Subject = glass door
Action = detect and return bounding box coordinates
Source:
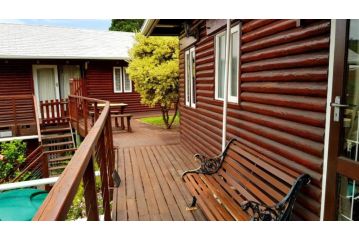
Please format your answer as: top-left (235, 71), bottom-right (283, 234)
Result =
top-left (325, 19), bottom-right (359, 220)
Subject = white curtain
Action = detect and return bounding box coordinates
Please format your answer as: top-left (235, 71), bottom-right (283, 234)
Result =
top-left (37, 68), bottom-right (56, 101)
top-left (60, 65), bottom-right (80, 99)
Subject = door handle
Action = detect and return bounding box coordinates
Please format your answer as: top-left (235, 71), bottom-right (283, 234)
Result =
top-left (331, 96), bottom-right (348, 122)
top-left (331, 103), bottom-right (349, 108)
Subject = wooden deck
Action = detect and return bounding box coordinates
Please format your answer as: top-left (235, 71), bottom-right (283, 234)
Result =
top-left (112, 144), bottom-right (206, 221)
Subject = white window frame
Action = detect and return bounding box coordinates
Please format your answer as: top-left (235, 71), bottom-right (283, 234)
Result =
top-left (113, 67), bottom-right (123, 93)
top-left (215, 24), bottom-right (240, 103)
top-left (122, 67), bottom-right (132, 93)
top-left (185, 47), bottom-right (196, 108)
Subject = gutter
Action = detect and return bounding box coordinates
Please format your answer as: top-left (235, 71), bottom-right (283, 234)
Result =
top-left (140, 19), bottom-right (160, 36)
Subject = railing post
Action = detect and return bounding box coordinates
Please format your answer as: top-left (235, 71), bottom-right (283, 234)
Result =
top-left (97, 132), bottom-right (111, 221)
top-left (41, 152), bottom-right (51, 191)
top-left (12, 98), bottom-right (19, 136)
top-left (83, 99), bottom-right (88, 135)
top-left (69, 79), bottom-right (74, 95)
top-left (83, 157), bottom-right (99, 221)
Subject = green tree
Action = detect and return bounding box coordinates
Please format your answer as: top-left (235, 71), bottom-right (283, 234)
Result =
top-left (109, 19), bottom-right (144, 32)
top-left (127, 33), bottom-right (179, 129)
top-left (0, 140), bottom-right (27, 182)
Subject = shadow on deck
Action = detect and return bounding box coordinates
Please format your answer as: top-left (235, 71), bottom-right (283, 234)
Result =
top-left (113, 144), bottom-right (206, 221)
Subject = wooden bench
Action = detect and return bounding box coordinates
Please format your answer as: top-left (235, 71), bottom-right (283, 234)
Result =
top-left (182, 138), bottom-right (311, 221)
top-left (112, 114), bottom-right (133, 132)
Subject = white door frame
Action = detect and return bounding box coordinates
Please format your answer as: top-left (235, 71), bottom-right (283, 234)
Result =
top-left (32, 65), bottom-right (60, 117)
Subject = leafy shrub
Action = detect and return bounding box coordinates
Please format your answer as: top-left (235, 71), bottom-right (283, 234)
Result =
top-left (0, 140), bottom-right (27, 181)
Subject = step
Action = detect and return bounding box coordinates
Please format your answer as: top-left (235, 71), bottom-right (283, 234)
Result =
top-left (48, 155), bottom-right (73, 163)
top-left (49, 165), bottom-right (66, 171)
top-left (42, 133), bottom-right (72, 141)
top-left (43, 141), bottom-right (74, 148)
top-left (45, 148), bottom-right (77, 154)
top-left (41, 127), bottom-right (71, 134)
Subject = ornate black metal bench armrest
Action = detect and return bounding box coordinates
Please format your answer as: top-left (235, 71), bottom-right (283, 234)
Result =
top-left (181, 138), bottom-right (238, 179)
top-left (240, 174), bottom-right (311, 221)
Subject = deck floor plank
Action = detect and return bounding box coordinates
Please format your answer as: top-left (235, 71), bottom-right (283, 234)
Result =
top-left (139, 146), bottom-right (173, 220)
top-left (165, 145), bottom-right (207, 221)
top-left (114, 147), bottom-right (127, 220)
top-left (124, 148), bottom-right (138, 220)
top-left (151, 146), bottom-right (195, 221)
top-left (134, 147), bottom-right (161, 220)
top-left (145, 146), bottom-right (184, 220)
top-left (114, 144), bottom-right (204, 221)
top-left (129, 147), bottom-right (150, 220)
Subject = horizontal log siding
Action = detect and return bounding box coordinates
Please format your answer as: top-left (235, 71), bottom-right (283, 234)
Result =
top-left (0, 61), bottom-right (34, 96)
top-left (179, 20), bottom-right (330, 221)
top-left (85, 61), bottom-right (158, 113)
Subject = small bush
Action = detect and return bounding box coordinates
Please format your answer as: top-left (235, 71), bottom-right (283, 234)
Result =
top-left (0, 140), bottom-right (27, 181)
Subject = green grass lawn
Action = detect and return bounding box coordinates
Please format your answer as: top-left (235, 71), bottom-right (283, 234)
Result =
top-left (140, 114), bottom-right (180, 128)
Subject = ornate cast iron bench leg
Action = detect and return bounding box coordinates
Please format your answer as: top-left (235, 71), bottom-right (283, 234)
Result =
top-left (186, 196), bottom-right (198, 211)
top-left (240, 174), bottom-right (311, 221)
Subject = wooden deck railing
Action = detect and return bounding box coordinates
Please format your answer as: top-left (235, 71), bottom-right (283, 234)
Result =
top-left (70, 78), bottom-right (87, 97)
top-left (0, 95), bottom-right (38, 137)
top-left (33, 95), bottom-right (115, 221)
top-left (39, 99), bottom-right (69, 125)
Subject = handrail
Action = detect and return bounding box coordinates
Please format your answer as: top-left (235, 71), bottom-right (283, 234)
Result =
top-left (33, 95), bottom-right (42, 143)
top-left (33, 94), bottom-right (114, 221)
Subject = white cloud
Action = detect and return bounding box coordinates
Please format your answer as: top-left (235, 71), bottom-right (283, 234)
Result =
top-left (0, 19), bottom-right (25, 24)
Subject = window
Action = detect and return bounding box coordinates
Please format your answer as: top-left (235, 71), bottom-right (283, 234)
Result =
top-left (185, 47), bottom-right (196, 108)
top-left (113, 67), bottom-right (122, 93)
top-left (113, 67), bottom-right (132, 93)
top-left (215, 24), bottom-right (240, 103)
top-left (123, 67), bottom-right (132, 92)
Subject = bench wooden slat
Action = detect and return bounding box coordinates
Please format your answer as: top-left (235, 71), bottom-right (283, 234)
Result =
top-left (226, 150), bottom-right (291, 195)
top-left (187, 174), bottom-right (235, 220)
top-left (224, 156), bottom-right (287, 202)
top-left (183, 176), bottom-right (217, 221)
top-left (202, 174), bottom-right (250, 221)
top-left (233, 141), bottom-right (299, 180)
top-left (230, 145), bottom-right (296, 185)
top-left (220, 164), bottom-right (276, 206)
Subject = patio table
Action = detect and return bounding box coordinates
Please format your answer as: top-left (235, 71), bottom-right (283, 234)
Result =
top-left (94, 102), bottom-right (128, 129)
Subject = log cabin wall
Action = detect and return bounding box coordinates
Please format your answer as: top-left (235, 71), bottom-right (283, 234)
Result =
top-left (179, 19), bottom-right (331, 220)
top-left (85, 60), bottom-right (159, 113)
top-left (0, 59), bottom-right (156, 113)
top-left (0, 60), bottom-right (34, 96)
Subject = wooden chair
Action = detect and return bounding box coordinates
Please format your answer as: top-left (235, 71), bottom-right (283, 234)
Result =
top-left (182, 138), bottom-right (311, 221)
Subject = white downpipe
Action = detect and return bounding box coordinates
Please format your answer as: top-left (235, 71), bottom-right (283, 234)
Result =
top-left (222, 19), bottom-right (232, 151)
top-left (320, 19), bottom-right (337, 220)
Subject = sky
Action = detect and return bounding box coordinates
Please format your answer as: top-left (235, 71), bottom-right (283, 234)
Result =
top-left (0, 19), bottom-right (112, 31)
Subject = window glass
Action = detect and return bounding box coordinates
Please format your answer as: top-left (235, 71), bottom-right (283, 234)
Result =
top-left (230, 30), bottom-right (239, 98)
top-left (186, 52), bottom-right (191, 106)
top-left (218, 34), bottom-right (226, 99)
top-left (191, 49), bottom-right (196, 107)
top-left (185, 47), bottom-right (196, 108)
top-left (114, 67), bottom-right (122, 92)
top-left (215, 25), bottom-right (240, 102)
top-left (123, 67), bottom-right (132, 92)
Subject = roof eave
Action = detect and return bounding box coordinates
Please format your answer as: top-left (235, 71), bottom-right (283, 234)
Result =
top-left (0, 55), bottom-right (130, 61)
top-left (140, 19), bottom-right (160, 36)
